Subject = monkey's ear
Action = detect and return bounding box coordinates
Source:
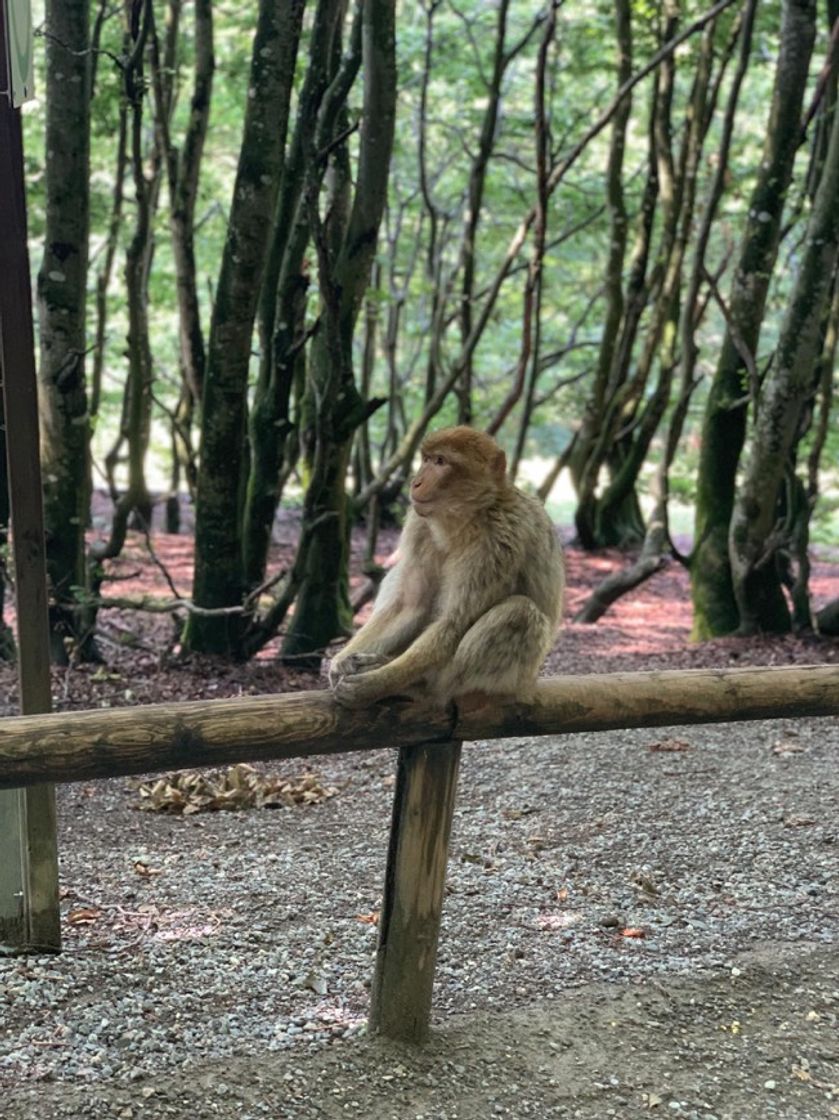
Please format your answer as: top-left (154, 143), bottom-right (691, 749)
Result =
top-left (493, 449), bottom-right (507, 479)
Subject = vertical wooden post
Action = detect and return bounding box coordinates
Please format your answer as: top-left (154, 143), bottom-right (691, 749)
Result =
top-left (0, 0), bottom-right (61, 952)
top-left (369, 739), bottom-right (462, 1042)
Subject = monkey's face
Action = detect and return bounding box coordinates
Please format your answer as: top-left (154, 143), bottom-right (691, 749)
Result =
top-left (410, 450), bottom-right (453, 516)
top-left (411, 430), bottom-right (506, 517)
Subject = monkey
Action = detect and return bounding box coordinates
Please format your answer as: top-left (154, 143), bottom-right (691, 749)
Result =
top-left (329, 426), bottom-right (564, 707)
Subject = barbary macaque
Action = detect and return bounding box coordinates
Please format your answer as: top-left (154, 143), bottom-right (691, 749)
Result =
top-left (329, 426), bottom-right (564, 707)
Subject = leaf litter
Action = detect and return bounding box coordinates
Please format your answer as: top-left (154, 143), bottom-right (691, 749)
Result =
top-left (136, 762), bottom-right (339, 814)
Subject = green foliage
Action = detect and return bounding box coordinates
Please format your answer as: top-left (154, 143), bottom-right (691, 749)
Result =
top-left (21, 0), bottom-right (839, 652)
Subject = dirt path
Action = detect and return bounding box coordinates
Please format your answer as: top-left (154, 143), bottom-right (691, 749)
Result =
top-left (3, 941), bottom-right (836, 1119)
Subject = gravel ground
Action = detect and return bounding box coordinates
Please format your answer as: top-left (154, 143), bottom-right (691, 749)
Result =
top-left (1, 714), bottom-right (837, 1119)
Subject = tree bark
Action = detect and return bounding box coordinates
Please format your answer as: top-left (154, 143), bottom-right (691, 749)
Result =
top-left (91, 0), bottom-right (161, 583)
top-left (242, 0), bottom-right (347, 595)
top-left (184, 0), bottom-right (305, 657)
top-left (90, 104), bottom-right (127, 421)
top-left (567, 0), bottom-right (652, 548)
top-left (281, 0), bottom-right (397, 666)
top-left (36, 0), bottom-right (92, 662)
top-left (729, 66), bottom-right (839, 633)
top-left (691, 0), bottom-right (816, 638)
top-left (159, 0), bottom-right (214, 407)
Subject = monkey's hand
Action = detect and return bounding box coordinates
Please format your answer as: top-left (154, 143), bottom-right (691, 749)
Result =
top-left (328, 652), bottom-right (391, 690)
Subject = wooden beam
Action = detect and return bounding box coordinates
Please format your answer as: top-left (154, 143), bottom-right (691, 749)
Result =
top-left (0, 0), bottom-right (60, 952)
top-left (369, 739), bottom-right (462, 1042)
top-left (1, 665), bottom-right (838, 789)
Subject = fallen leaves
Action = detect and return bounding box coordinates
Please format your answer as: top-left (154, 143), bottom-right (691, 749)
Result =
top-left (647, 737), bottom-right (691, 753)
top-left (67, 907), bottom-right (101, 926)
top-left (137, 763), bottom-right (338, 815)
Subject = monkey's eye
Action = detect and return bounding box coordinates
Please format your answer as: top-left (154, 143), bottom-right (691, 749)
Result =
top-left (433, 455), bottom-right (446, 467)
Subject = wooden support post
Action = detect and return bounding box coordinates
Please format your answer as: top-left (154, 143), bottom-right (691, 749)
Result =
top-left (369, 739), bottom-right (463, 1043)
top-left (0, 0), bottom-right (61, 952)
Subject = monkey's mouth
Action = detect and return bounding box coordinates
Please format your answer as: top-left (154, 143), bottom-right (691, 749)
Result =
top-left (411, 497), bottom-right (433, 514)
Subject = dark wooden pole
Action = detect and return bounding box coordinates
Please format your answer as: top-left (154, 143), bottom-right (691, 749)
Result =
top-left (369, 739), bottom-right (463, 1042)
top-left (0, 0), bottom-right (61, 952)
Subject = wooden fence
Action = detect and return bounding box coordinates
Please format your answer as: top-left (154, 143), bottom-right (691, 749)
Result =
top-left (1, 665), bottom-right (838, 1041)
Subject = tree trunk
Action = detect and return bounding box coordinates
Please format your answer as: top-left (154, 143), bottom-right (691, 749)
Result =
top-left (92, 1), bottom-right (162, 580)
top-left (690, 0), bottom-right (816, 638)
top-left (567, 0), bottom-right (635, 548)
top-left (184, 0), bottom-right (306, 657)
top-left (160, 0), bottom-right (214, 406)
top-left (36, 0), bottom-right (91, 662)
top-left (729, 70), bottom-right (839, 633)
top-left (457, 0), bottom-right (513, 427)
top-left (90, 105), bottom-right (127, 421)
top-left (282, 0), bottom-right (397, 666)
top-left (242, 0), bottom-right (346, 595)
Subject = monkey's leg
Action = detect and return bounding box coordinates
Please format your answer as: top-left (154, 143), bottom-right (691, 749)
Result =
top-left (431, 595), bottom-right (553, 702)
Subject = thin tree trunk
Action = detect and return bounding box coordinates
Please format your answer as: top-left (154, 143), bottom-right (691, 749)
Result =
top-left (487, 4), bottom-right (556, 446)
top-left (90, 104), bottom-right (127, 421)
top-left (90, 2), bottom-right (160, 587)
top-left (155, 0), bottom-right (214, 407)
top-left (457, 0), bottom-right (513, 426)
top-left (36, 0), bottom-right (92, 662)
top-left (691, 0), bottom-right (816, 638)
top-left (184, 0), bottom-right (306, 657)
top-left (281, 0), bottom-right (397, 666)
top-left (242, 0), bottom-right (348, 595)
top-left (729, 73), bottom-right (839, 633)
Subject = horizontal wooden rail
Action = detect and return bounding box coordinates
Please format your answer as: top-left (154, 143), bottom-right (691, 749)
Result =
top-left (1, 665), bottom-right (838, 789)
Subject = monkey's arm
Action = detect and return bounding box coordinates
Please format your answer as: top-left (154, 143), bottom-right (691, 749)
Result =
top-left (329, 546), bottom-right (432, 684)
top-left (337, 602), bottom-right (427, 660)
top-left (332, 618), bottom-right (460, 705)
top-left (328, 603), bottom-right (427, 687)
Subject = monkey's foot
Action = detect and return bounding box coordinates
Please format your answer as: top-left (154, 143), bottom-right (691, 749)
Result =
top-left (327, 652), bottom-right (391, 690)
top-left (331, 673), bottom-right (381, 708)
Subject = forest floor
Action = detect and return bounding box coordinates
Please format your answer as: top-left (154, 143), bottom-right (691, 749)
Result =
top-left (0, 505), bottom-right (838, 1119)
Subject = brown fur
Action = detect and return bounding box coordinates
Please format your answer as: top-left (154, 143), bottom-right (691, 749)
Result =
top-left (329, 426), bottom-right (564, 706)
